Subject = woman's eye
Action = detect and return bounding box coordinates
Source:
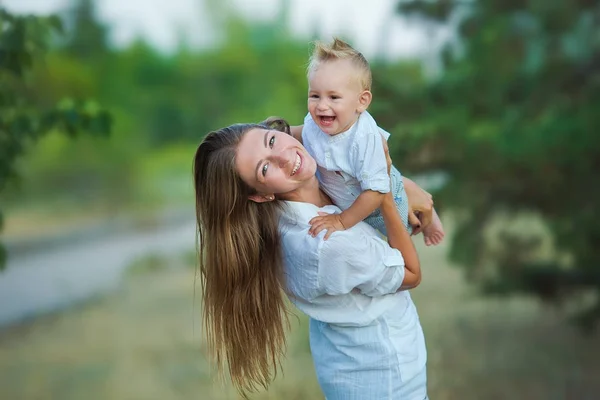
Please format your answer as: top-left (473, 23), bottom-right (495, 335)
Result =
top-left (269, 136), bottom-right (275, 148)
top-left (262, 163), bottom-right (269, 177)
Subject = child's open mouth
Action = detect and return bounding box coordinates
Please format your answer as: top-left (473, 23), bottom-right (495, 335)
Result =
top-left (319, 116), bottom-right (335, 127)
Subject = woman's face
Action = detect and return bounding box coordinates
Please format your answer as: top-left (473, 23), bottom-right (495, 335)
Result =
top-left (235, 128), bottom-right (317, 197)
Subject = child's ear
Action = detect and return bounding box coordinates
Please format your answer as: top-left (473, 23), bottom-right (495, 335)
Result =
top-left (357, 90), bottom-right (372, 113)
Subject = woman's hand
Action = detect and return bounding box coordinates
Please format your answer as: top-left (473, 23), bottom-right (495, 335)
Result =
top-left (403, 177), bottom-right (433, 235)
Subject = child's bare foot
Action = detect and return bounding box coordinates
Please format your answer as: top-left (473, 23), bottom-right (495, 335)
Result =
top-left (422, 208), bottom-right (444, 246)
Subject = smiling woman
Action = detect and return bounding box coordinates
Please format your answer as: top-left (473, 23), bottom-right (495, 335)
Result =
top-left (235, 127), bottom-right (317, 202)
top-left (193, 118), bottom-right (428, 399)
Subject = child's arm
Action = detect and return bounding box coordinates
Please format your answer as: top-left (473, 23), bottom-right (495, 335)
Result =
top-left (308, 190), bottom-right (384, 240)
top-left (290, 125), bottom-right (303, 143)
top-left (262, 117), bottom-right (303, 143)
top-left (340, 190), bottom-right (384, 230)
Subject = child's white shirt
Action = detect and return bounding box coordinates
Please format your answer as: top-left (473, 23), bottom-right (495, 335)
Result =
top-left (302, 111), bottom-right (390, 211)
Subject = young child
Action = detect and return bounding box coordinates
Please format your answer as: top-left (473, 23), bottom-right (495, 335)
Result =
top-left (303, 38), bottom-right (445, 245)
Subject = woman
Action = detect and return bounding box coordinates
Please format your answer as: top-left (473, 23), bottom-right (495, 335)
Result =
top-left (194, 118), bottom-right (429, 399)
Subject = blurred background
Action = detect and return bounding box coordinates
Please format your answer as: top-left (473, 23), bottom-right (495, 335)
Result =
top-left (0, 0), bottom-right (598, 399)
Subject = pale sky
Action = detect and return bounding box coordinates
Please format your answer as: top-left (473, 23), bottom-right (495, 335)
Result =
top-left (2, 0), bottom-right (446, 60)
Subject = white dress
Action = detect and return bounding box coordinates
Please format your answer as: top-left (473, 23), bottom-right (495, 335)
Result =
top-left (280, 201), bottom-right (427, 399)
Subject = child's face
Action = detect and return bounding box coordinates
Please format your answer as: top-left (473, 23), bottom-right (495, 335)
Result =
top-left (308, 59), bottom-right (370, 136)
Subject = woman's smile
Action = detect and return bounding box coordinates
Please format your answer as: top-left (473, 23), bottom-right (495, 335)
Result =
top-left (291, 153), bottom-right (302, 176)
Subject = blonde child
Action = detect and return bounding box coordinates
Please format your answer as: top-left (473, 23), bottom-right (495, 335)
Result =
top-left (303, 38), bottom-right (445, 245)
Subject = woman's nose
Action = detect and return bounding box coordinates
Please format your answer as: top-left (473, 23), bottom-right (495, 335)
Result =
top-left (277, 156), bottom-right (290, 168)
top-left (273, 151), bottom-right (292, 168)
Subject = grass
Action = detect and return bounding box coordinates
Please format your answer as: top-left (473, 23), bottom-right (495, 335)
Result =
top-left (0, 238), bottom-right (599, 399)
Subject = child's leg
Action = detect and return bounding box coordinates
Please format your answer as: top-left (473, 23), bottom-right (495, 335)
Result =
top-left (363, 213), bottom-right (388, 237)
top-left (389, 166), bottom-right (412, 234)
top-left (395, 166), bottom-right (444, 246)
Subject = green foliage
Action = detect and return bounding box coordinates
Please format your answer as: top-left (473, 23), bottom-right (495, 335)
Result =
top-left (62, 0), bottom-right (110, 61)
top-left (135, 144), bottom-right (197, 207)
top-left (384, 0), bottom-right (600, 326)
top-left (0, 6), bottom-right (112, 268)
top-left (119, 18), bottom-right (308, 147)
top-left (2, 1), bottom-right (310, 272)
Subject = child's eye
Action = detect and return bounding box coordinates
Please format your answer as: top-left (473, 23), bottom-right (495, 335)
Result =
top-left (309, 94), bottom-right (319, 99)
top-left (331, 95), bottom-right (340, 100)
top-left (262, 163), bottom-right (269, 177)
top-left (269, 135), bottom-right (275, 148)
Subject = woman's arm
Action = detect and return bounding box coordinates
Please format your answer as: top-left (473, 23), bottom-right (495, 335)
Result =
top-left (317, 223), bottom-right (418, 297)
top-left (380, 192), bottom-right (421, 289)
top-left (379, 133), bottom-right (421, 289)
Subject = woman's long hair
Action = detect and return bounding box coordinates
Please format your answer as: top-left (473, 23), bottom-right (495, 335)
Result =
top-left (193, 119), bottom-right (291, 396)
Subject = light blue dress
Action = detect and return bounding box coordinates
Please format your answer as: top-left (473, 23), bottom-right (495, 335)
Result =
top-left (280, 201), bottom-right (427, 399)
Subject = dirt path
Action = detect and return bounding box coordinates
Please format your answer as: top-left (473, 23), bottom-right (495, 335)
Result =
top-left (0, 220), bottom-right (196, 327)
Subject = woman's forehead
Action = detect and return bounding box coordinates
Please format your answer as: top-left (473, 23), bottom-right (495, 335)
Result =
top-left (235, 128), bottom-right (269, 184)
top-left (244, 127), bottom-right (269, 142)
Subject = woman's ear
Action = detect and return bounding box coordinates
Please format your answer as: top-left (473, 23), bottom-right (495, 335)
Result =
top-left (249, 194), bottom-right (275, 203)
top-left (357, 90), bottom-right (372, 113)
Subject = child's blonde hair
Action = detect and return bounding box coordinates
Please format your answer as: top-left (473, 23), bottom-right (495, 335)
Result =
top-left (307, 37), bottom-right (372, 91)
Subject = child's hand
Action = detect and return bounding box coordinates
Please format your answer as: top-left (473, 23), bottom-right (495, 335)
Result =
top-left (309, 212), bottom-right (346, 240)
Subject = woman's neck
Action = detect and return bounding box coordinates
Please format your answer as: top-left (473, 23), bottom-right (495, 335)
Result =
top-left (279, 177), bottom-right (332, 207)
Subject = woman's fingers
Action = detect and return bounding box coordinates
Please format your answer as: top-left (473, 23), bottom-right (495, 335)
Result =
top-left (408, 211), bottom-right (422, 235)
top-left (417, 208), bottom-right (433, 228)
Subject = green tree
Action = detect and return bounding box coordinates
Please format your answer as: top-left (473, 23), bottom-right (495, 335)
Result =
top-left (376, 0), bottom-right (600, 327)
top-left (62, 0), bottom-right (110, 61)
top-left (0, 7), bottom-right (111, 268)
